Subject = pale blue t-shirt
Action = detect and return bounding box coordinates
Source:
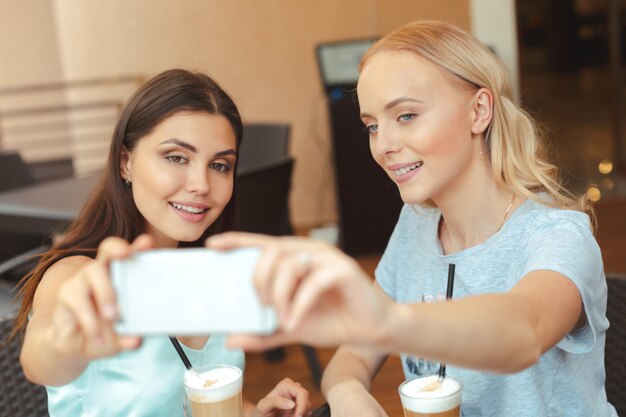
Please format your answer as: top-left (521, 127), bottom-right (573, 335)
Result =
top-left (46, 335), bottom-right (244, 417)
top-left (376, 199), bottom-right (617, 417)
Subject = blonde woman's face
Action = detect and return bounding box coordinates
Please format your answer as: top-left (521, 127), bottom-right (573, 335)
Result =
top-left (121, 111), bottom-right (237, 248)
top-left (357, 51), bottom-right (479, 205)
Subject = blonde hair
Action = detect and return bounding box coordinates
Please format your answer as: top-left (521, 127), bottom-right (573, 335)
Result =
top-left (360, 20), bottom-right (593, 221)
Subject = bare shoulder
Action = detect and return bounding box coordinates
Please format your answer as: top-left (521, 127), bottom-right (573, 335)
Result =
top-left (33, 255), bottom-right (94, 314)
top-left (42, 255), bottom-right (93, 284)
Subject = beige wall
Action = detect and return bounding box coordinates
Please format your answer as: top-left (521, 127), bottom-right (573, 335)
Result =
top-left (4, 0), bottom-right (470, 227)
top-left (0, 1), bottom-right (79, 164)
top-left (0, 1), bottom-right (63, 86)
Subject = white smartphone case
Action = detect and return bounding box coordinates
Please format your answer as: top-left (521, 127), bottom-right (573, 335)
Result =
top-left (110, 247), bottom-right (277, 335)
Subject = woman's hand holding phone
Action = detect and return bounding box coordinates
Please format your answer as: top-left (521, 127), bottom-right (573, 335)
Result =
top-left (206, 232), bottom-right (395, 351)
top-left (48, 235), bottom-right (152, 360)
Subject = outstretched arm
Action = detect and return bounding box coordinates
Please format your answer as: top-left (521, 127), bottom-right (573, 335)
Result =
top-left (208, 232), bottom-right (583, 374)
top-left (20, 236), bottom-right (151, 386)
top-left (383, 269), bottom-right (583, 373)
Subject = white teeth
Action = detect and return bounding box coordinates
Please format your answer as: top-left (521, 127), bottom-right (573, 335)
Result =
top-left (393, 162), bottom-right (423, 176)
top-left (170, 202), bottom-right (207, 214)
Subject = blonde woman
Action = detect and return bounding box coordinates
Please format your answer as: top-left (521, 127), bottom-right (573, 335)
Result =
top-left (209, 21), bottom-right (616, 416)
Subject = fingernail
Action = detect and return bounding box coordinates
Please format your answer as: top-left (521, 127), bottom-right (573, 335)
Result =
top-left (283, 399), bottom-right (295, 408)
top-left (102, 304), bottom-right (116, 319)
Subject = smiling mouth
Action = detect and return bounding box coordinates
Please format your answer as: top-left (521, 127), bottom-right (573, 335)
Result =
top-left (393, 161), bottom-right (423, 176)
top-left (169, 202), bottom-right (208, 214)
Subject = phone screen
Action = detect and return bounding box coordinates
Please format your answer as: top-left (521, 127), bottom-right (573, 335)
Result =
top-left (111, 247), bottom-right (277, 335)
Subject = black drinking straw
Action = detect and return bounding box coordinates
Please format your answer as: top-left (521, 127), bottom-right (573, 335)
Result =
top-left (438, 263), bottom-right (456, 381)
top-left (169, 336), bottom-right (193, 371)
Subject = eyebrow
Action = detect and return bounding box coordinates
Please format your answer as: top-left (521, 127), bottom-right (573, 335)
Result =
top-left (360, 97), bottom-right (424, 119)
top-left (214, 149), bottom-right (237, 157)
top-left (160, 138), bottom-right (237, 158)
top-left (161, 138), bottom-right (197, 153)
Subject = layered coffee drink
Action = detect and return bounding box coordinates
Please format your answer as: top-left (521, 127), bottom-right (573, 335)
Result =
top-left (183, 364), bottom-right (243, 417)
top-left (399, 375), bottom-right (462, 417)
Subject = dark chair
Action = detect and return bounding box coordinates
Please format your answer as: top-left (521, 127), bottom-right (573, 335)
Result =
top-left (0, 152), bottom-right (49, 282)
top-left (0, 152), bottom-right (36, 190)
top-left (233, 158), bottom-right (323, 389)
top-left (29, 157), bottom-right (74, 182)
top-left (0, 246), bottom-right (47, 281)
top-left (238, 123), bottom-right (293, 236)
top-left (234, 158), bottom-right (294, 236)
top-left (0, 309), bottom-right (49, 416)
top-left (0, 280), bottom-right (16, 319)
top-left (238, 123), bottom-right (290, 170)
top-left (605, 275), bottom-right (626, 415)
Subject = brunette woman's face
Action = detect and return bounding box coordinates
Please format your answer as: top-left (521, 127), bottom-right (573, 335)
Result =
top-left (121, 111), bottom-right (237, 248)
top-left (357, 51), bottom-right (479, 204)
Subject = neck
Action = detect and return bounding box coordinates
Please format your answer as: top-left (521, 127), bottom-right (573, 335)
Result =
top-left (434, 159), bottom-right (517, 254)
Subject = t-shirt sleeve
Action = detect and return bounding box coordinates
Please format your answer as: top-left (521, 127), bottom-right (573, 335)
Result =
top-left (520, 214), bottom-right (605, 354)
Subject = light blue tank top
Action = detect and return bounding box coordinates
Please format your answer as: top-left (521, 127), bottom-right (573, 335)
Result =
top-left (46, 335), bottom-right (244, 417)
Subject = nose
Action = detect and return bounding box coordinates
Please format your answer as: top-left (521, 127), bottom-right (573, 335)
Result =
top-left (370, 125), bottom-right (401, 158)
top-left (186, 166), bottom-right (210, 195)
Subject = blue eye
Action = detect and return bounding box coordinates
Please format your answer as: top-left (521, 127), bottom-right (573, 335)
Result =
top-left (366, 124), bottom-right (378, 135)
top-left (399, 113), bottom-right (416, 122)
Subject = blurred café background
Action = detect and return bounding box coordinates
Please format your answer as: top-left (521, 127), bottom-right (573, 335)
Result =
top-left (1, 1), bottom-right (625, 416)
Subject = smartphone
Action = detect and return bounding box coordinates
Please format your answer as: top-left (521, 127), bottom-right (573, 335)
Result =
top-left (110, 247), bottom-right (277, 335)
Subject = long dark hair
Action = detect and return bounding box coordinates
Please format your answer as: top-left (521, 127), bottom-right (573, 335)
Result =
top-left (12, 69), bottom-right (243, 338)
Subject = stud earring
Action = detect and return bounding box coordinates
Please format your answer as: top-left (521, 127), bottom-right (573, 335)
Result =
top-left (125, 179), bottom-right (131, 188)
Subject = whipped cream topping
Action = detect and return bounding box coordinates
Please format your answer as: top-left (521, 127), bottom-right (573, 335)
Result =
top-left (400, 375), bottom-right (461, 413)
top-left (183, 366), bottom-right (242, 403)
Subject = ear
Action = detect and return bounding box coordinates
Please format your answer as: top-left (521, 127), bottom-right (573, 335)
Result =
top-left (120, 146), bottom-right (132, 181)
top-left (471, 88), bottom-right (493, 135)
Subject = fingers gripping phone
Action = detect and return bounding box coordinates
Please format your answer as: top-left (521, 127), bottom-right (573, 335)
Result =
top-left (110, 247), bottom-right (277, 335)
